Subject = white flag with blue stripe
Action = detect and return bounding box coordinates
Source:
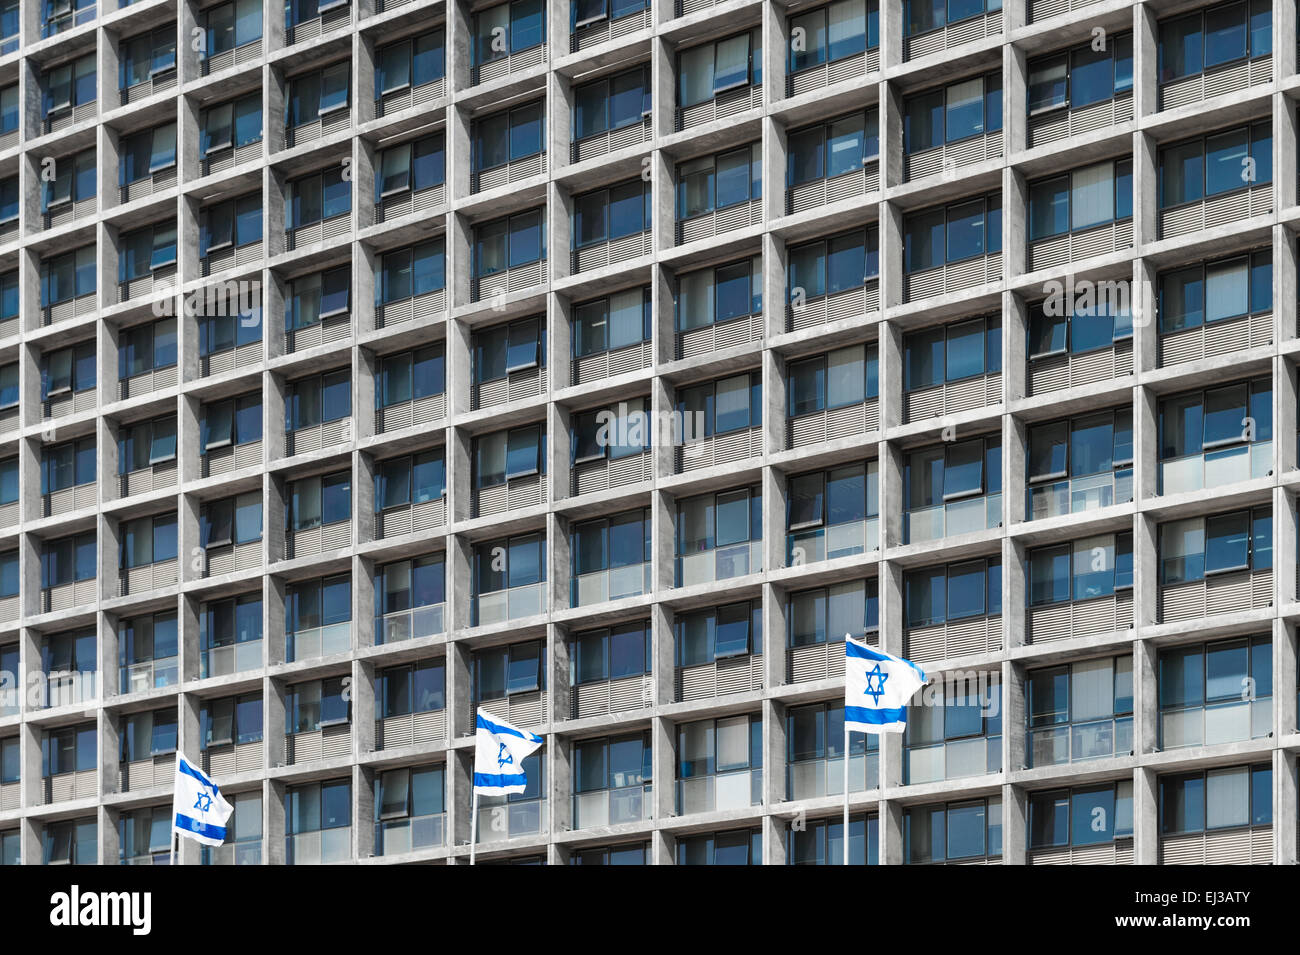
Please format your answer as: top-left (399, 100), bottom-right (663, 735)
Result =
top-left (844, 636), bottom-right (928, 734)
top-left (474, 708), bottom-right (543, 796)
top-left (172, 753), bottom-right (234, 848)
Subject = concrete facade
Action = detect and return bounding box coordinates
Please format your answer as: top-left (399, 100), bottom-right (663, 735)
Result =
top-left (0, 0), bottom-right (1297, 865)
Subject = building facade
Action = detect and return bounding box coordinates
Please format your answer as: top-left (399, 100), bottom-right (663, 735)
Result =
top-left (0, 0), bottom-right (1296, 865)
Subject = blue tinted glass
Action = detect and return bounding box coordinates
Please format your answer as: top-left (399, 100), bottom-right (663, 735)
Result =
top-left (511, 0), bottom-right (544, 50)
top-left (946, 201), bottom-right (986, 261)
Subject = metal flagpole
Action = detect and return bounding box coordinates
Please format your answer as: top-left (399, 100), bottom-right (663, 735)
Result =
top-left (169, 831), bottom-right (176, 867)
top-left (469, 782), bottom-right (480, 866)
top-left (843, 721), bottom-right (850, 865)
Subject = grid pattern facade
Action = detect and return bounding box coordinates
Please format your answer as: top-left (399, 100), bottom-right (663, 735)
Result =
top-left (0, 0), bottom-right (1298, 866)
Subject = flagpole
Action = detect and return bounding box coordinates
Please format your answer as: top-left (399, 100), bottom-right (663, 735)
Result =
top-left (469, 778), bottom-right (479, 867)
top-left (169, 831), bottom-right (176, 867)
top-left (843, 721), bottom-right (850, 866)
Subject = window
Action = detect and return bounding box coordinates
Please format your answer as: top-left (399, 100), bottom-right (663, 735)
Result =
top-left (43, 819), bottom-right (97, 864)
top-left (1027, 656), bottom-right (1134, 766)
top-left (376, 450), bottom-right (446, 510)
top-left (570, 843), bottom-right (649, 865)
top-left (787, 700), bottom-right (879, 798)
top-left (789, 0), bottom-right (879, 71)
top-left (573, 287), bottom-right (651, 358)
top-left (573, 0), bottom-right (647, 28)
top-left (40, 149), bottom-right (96, 213)
top-left (1158, 250), bottom-right (1272, 334)
top-left (201, 393), bottom-right (262, 451)
top-left (288, 166), bottom-right (350, 228)
top-left (905, 0), bottom-right (1000, 34)
top-left (473, 103), bottom-right (544, 173)
top-left (374, 555), bottom-right (445, 643)
top-left (1159, 635), bottom-right (1271, 747)
top-left (904, 437), bottom-right (1002, 513)
top-left (200, 492), bottom-right (262, 548)
top-left (119, 612), bottom-right (180, 691)
top-left (286, 0), bottom-right (349, 28)
top-left (571, 398), bottom-right (649, 463)
top-left (571, 508), bottom-right (651, 600)
top-left (676, 601), bottom-right (761, 666)
top-left (1158, 0), bottom-right (1272, 83)
top-left (42, 54), bottom-right (96, 117)
top-left (42, 724), bottom-right (97, 777)
top-left (473, 317), bottom-right (545, 384)
top-left (474, 210), bottom-right (545, 277)
top-left (473, 424), bottom-right (544, 488)
top-left (200, 194), bottom-right (263, 257)
top-left (289, 267), bottom-right (351, 330)
top-left (1027, 35), bottom-right (1133, 113)
top-left (1159, 506), bottom-right (1271, 585)
top-left (677, 715), bottom-right (762, 807)
top-left (788, 110), bottom-right (879, 185)
top-left (120, 709), bottom-right (178, 761)
top-left (118, 319), bottom-right (177, 379)
top-left (287, 63), bottom-right (350, 127)
top-left (1029, 296), bottom-right (1132, 357)
top-left (473, 535), bottom-right (545, 605)
top-left (786, 463), bottom-right (880, 563)
top-left (286, 779), bottom-right (351, 864)
top-left (1029, 782), bottom-right (1134, 848)
top-left (677, 829), bottom-right (762, 865)
top-left (377, 346), bottom-right (444, 408)
top-left (473, 640), bottom-right (545, 700)
top-left (378, 659), bottom-right (445, 717)
top-left (574, 733), bottom-right (650, 825)
top-left (205, 0), bottom-right (262, 56)
top-left (677, 144), bottom-right (762, 220)
top-left (287, 371), bottom-right (351, 430)
top-left (41, 344), bottom-right (96, 402)
top-left (1158, 377), bottom-right (1271, 463)
top-left (788, 578), bottom-right (879, 646)
top-left (0, 362), bottom-right (14, 409)
top-left (0, 273), bottom-right (15, 324)
top-left (119, 223), bottom-right (179, 281)
top-left (905, 558), bottom-right (1001, 627)
top-left (119, 123), bottom-right (178, 185)
top-left (222, 699), bottom-right (280, 757)
top-left (120, 513), bottom-right (179, 568)
top-left (42, 631), bottom-right (97, 679)
top-left (286, 676), bottom-right (351, 731)
top-left (905, 797), bottom-right (1002, 862)
top-left (574, 180), bottom-right (651, 248)
top-left (288, 471), bottom-right (351, 532)
top-left (677, 372), bottom-right (761, 438)
top-left (903, 316), bottom-right (1001, 389)
top-left (41, 437), bottom-right (96, 493)
top-left (678, 29), bottom-right (762, 108)
top-left (676, 487), bottom-right (762, 574)
top-left (904, 73), bottom-right (1002, 152)
top-left (201, 94), bottom-right (262, 154)
top-left (788, 344), bottom-right (879, 416)
top-left (904, 674), bottom-right (1002, 782)
top-left (1029, 159), bottom-right (1133, 239)
top-left (375, 135), bottom-right (445, 200)
top-left (0, 86), bottom-right (15, 136)
top-left (1028, 532), bottom-right (1133, 606)
top-left (787, 227), bottom-right (879, 302)
top-left (1159, 764), bottom-right (1272, 833)
top-left (676, 258), bottom-right (763, 331)
top-left (377, 242), bottom-right (445, 308)
top-left (120, 27), bottom-right (176, 88)
top-left (40, 247), bottom-right (96, 307)
top-left (375, 30), bottom-right (445, 94)
top-left (375, 765), bottom-right (444, 852)
top-left (199, 596), bottom-right (263, 667)
top-left (200, 301), bottom-right (262, 357)
top-left (570, 621), bottom-right (651, 685)
top-left (1160, 122), bottom-right (1272, 208)
top-left (1028, 409), bottom-right (1134, 483)
top-left (0, 458), bottom-right (13, 509)
top-left (789, 814), bottom-right (878, 865)
top-left (573, 66), bottom-right (650, 141)
top-left (472, 0), bottom-right (545, 65)
top-left (40, 533), bottom-right (96, 588)
top-left (903, 196), bottom-right (1002, 272)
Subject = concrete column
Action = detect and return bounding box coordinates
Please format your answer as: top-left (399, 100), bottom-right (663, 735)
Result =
top-left (1133, 765), bottom-right (1157, 865)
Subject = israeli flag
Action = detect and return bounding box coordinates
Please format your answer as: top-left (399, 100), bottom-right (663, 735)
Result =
top-left (172, 753), bottom-right (234, 848)
top-left (474, 708), bottom-right (543, 796)
top-left (844, 636), bottom-right (928, 734)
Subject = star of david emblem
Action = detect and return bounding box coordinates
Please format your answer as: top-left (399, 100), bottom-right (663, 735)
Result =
top-left (863, 663), bottom-right (888, 705)
top-left (497, 742), bottom-right (514, 768)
